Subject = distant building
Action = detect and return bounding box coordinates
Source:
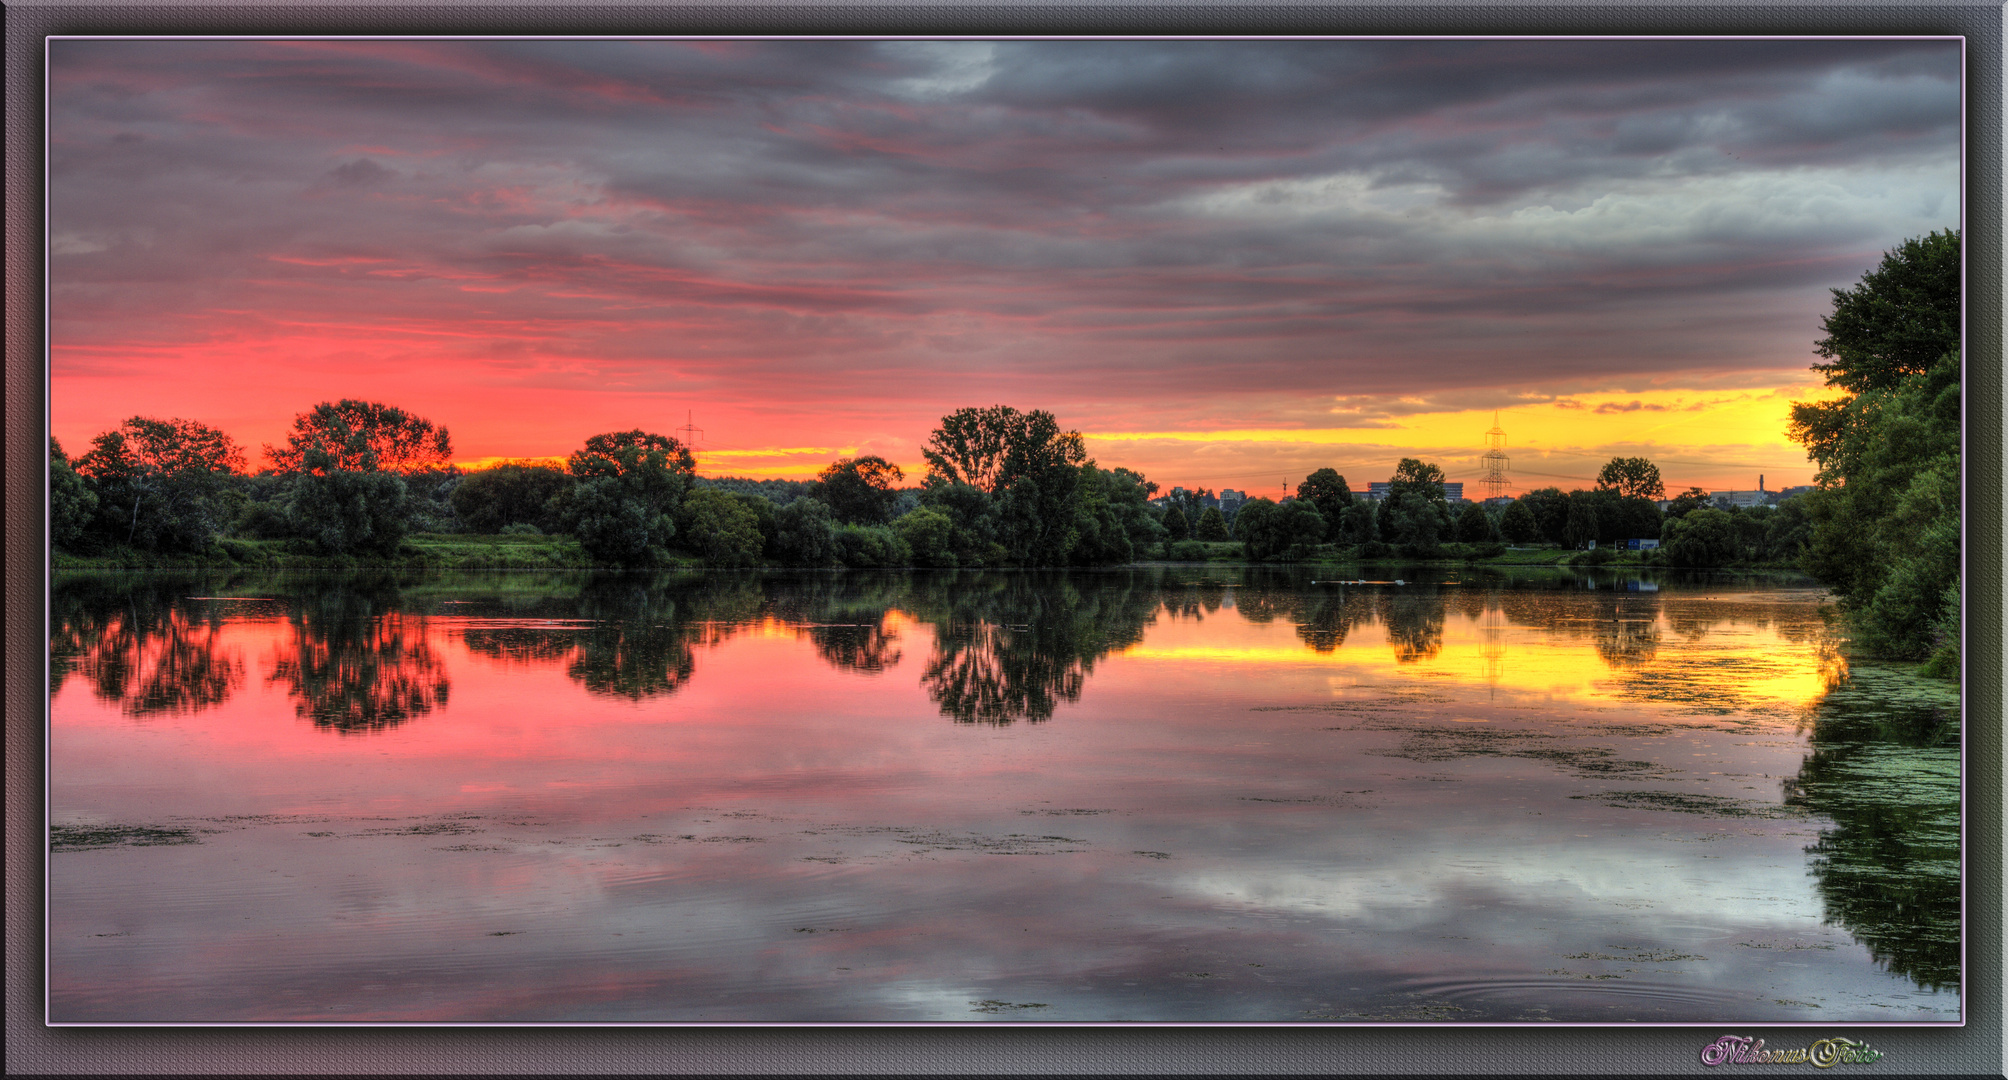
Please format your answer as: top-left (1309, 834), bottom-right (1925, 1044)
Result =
top-left (1710, 490), bottom-right (1768, 509)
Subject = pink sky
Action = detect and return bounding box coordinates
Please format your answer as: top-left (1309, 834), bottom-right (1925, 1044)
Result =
top-left (48, 39), bottom-right (1961, 494)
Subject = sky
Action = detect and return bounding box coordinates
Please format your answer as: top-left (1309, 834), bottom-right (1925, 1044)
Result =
top-left (47, 38), bottom-right (1963, 495)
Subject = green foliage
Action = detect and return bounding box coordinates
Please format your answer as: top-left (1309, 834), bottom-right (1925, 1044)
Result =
top-left (677, 487), bottom-right (764, 567)
top-left (1498, 499), bottom-right (1538, 544)
top-left (1786, 232), bottom-right (1962, 662)
top-left (1234, 498), bottom-right (1321, 560)
top-left (49, 438), bottom-right (98, 550)
top-left (1562, 491), bottom-right (1599, 550)
top-left (817, 455), bottom-right (905, 525)
top-left (694, 476), bottom-right (819, 506)
top-left (1810, 229), bottom-right (1960, 396)
top-left (77, 416), bottom-right (246, 552)
top-left (1662, 507), bottom-right (1736, 567)
top-left (1295, 468), bottom-right (1354, 540)
top-left (833, 523), bottom-right (911, 568)
top-left (771, 497), bottom-right (838, 566)
top-left (1339, 499), bottom-right (1377, 546)
top-left (1390, 458), bottom-right (1446, 499)
top-left (1664, 486), bottom-right (1711, 520)
top-left (895, 506), bottom-right (959, 567)
top-left (1592, 491), bottom-right (1663, 546)
top-left (1280, 501), bottom-right (1326, 558)
top-left (1089, 467), bottom-right (1164, 557)
top-left (1455, 501), bottom-right (1493, 543)
top-left (265, 399), bottom-right (451, 474)
top-left (564, 476), bottom-right (657, 565)
top-left (450, 463), bottom-right (573, 533)
top-left (289, 468), bottom-right (413, 556)
top-left (1234, 498), bottom-right (1280, 559)
top-left (560, 431), bottom-right (694, 566)
top-left (918, 479), bottom-right (1003, 566)
top-left (1195, 506), bottom-right (1230, 542)
top-left (1517, 487), bottom-right (1570, 545)
top-left (1596, 456), bottom-right (1665, 501)
top-left (1162, 505), bottom-right (1189, 542)
top-left (1382, 491), bottom-right (1449, 554)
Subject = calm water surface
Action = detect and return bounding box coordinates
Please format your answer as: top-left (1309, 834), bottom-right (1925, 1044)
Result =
top-left (48, 566), bottom-right (1960, 1022)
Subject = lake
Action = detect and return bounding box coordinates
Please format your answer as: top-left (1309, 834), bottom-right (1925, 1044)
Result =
top-left (47, 566), bottom-right (1961, 1023)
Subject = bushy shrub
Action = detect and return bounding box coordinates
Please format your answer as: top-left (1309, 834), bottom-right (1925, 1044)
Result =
top-left (678, 487), bottom-right (764, 567)
top-left (771, 497), bottom-right (837, 566)
top-left (895, 506), bottom-right (957, 567)
top-left (450, 463), bottom-right (572, 533)
top-left (834, 524), bottom-right (911, 568)
top-left (289, 469), bottom-right (412, 556)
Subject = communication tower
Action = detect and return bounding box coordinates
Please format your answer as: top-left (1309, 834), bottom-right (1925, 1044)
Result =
top-left (1480, 412), bottom-right (1511, 503)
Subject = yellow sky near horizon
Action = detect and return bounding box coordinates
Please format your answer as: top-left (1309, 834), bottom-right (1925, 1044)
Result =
top-left (455, 381), bottom-right (1839, 497)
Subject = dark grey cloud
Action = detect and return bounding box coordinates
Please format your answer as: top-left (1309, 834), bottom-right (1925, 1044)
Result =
top-left (47, 38), bottom-right (1962, 414)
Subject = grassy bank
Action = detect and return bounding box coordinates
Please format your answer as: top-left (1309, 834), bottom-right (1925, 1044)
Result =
top-left (53, 533), bottom-right (611, 571)
top-left (51, 536), bottom-right (1800, 575)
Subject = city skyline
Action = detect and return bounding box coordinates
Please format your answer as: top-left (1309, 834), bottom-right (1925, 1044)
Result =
top-left (49, 39), bottom-right (1962, 494)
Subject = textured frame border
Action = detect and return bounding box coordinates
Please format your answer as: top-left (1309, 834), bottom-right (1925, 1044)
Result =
top-left (7, 5), bottom-right (2000, 1076)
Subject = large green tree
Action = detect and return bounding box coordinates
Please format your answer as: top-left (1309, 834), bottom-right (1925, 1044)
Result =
top-left (1787, 232), bottom-right (1961, 664)
top-left (265, 399), bottom-right (451, 474)
top-left (561, 431), bottom-right (696, 565)
top-left (266, 400), bottom-right (451, 556)
top-left (817, 455), bottom-right (906, 525)
top-left (49, 438), bottom-right (98, 551)
top-left (1596, 457), bottom-right (1665, 501)
top-left (77, 416), bottom-right (246, 551)
top-left (921, 406), bottom-right (1105, 566)
top-left (1295, 469), bottom-right (1354, 541)
top-left (1382, 459), bottom-right (1452, 553)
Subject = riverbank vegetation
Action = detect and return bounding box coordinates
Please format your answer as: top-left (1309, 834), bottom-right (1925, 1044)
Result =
top-left (47, 234), bottom-right (1960, 667)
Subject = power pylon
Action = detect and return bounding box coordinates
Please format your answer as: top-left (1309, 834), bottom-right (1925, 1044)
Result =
top-left (1480, 412), bottom-right (1511, 503)
top-left (675, 410), bottom-right (705, 448)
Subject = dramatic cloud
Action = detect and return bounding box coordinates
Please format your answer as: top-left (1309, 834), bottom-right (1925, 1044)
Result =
top-left (48, 38), bottom-right (1961, 491)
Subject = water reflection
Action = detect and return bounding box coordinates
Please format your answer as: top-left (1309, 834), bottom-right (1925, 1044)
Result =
top-left (1787, 672), bottom-right (1961, 991)
top-left (267, 577), bottom-right (447, 734)
top-left (49, 574), bottom-right (243, 717)
top-left (49, 566), bottom-right (1962, 1021)
top-left (909, 572), bottom-right (1161, 724)
top-left (45, 565), bottom-right (1856, 733)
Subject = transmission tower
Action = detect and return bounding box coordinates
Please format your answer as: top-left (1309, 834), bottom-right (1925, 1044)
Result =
top-left (674, 410), bottom-right (705, 448)
top-left (1480, 412), bottom-right (1511, 503)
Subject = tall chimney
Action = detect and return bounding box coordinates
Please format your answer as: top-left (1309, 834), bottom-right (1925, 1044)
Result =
top-left (1759, 474), bottom-right (1765, 493)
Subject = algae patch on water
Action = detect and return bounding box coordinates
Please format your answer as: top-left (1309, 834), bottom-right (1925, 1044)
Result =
top-left (1571, 790), bottom-right (1805, 819)
top-left (51, 823), bottom-right (202, 851)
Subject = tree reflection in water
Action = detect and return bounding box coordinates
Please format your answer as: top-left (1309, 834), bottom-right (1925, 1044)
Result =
top-left (1786, 679), bottom-right (1961, 992)
top-left (268, 575), bottom-right (447, 734)
top-left (1594, 593), bottom-right (1664, 669)
top-left (51, 574), bottom-right (243, 717)
top-left (1382, 588), bottom-right (1447, 663)
top-left (908, 571), bottom-right (1160, 724)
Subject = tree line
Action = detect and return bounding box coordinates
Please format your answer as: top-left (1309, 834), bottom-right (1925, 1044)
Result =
top-left (49, 401), bottom-right (1167, 570)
